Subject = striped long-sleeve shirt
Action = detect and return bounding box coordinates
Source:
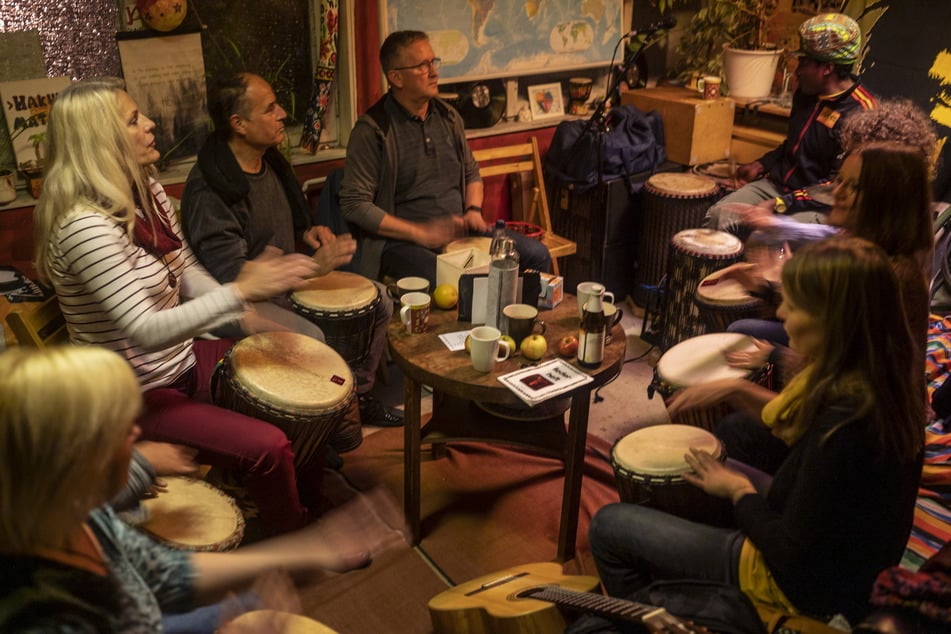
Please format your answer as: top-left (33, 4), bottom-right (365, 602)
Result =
top-left (47, 179), bottom-right (246, 391)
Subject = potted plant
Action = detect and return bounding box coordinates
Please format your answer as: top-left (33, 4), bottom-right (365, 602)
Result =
top-left (666, 0), bottom-right (785, 99)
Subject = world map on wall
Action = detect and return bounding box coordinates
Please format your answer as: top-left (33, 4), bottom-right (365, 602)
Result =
top-left (385, 0), bottom-right (623, 81)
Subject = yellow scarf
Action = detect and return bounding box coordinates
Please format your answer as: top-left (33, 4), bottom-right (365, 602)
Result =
top-left (760, 365), bottom-right (814, 446)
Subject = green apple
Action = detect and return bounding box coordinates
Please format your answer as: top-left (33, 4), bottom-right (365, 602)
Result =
top-left (499, 335), bottom-right (517, 355)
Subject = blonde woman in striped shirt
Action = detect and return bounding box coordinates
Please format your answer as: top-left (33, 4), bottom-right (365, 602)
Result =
top-left (34, 77), bottom-right (323, 535)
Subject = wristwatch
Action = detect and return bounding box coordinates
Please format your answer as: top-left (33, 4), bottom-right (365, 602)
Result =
top-left (773, 197), bottom-right (788, 214)
top-left (465, 205), bottom-right (482, 213)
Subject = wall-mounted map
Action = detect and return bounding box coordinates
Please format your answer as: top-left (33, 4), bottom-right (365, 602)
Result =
top-left (383, 0), bottom-right (623, 82)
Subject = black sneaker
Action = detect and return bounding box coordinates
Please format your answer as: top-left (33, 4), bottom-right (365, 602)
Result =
top-left (358, 394), bottom-right (404, 427)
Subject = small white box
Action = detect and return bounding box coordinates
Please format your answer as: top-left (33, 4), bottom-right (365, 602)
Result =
top-left (436, 248), bottom-right (490, 290)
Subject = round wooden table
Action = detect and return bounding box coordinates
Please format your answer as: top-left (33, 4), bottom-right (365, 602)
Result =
top-left (388, 296), bottom-right (626, 561)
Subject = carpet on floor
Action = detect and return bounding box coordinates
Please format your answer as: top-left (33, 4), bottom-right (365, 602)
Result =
top-left (340, 426), bottom-right (621, 586)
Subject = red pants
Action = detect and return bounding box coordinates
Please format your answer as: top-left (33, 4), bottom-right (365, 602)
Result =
top-left (138, 339), bottom-right (322, 535)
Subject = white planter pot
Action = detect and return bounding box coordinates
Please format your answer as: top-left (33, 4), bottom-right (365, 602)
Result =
top-left (722, 46), bottom-right (783, 99)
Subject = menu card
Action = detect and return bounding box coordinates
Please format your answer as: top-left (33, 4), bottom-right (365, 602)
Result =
top-left (498, 358), bottom-right (593, 407)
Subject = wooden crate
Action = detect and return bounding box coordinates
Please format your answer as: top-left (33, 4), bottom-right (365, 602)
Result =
top-left (621, 87), bottom-right (735, 166)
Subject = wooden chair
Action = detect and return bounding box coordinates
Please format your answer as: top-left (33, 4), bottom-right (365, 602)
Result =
top-left (5, 295), bottom-right (69, 347)
top-left (472, 137), bottom-right (577, 275)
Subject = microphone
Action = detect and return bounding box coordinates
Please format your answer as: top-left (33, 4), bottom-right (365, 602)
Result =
top-left (624, 17), bottom-right (677, 39)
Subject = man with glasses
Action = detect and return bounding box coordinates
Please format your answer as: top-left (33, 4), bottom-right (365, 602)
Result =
top-left (339, 30), bottom-right (550, 287)
top-left (705, 13), bottom-right (877, 237)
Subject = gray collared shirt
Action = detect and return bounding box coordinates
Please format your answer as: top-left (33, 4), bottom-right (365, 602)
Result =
top-left (385, 96), bottom-right (464, 223)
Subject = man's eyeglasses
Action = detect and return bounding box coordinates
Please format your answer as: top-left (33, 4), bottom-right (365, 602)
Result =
top-left (391, 58), bottom-right (441, 75)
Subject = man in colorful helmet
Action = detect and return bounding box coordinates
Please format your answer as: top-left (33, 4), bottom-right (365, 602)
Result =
top-left (706, 13), bottom-right (877, 236)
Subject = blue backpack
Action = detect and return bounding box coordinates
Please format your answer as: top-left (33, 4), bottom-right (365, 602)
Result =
top-left (543, 104), bottom-right (667, 193)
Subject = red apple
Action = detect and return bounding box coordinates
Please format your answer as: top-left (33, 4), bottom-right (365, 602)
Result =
top-left (556, 335), bottom-right (579, 357)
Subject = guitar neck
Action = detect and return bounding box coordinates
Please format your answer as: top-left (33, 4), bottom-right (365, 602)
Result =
top-left (522, 586), bottom-right (700, 634)
top-left (524, 585), bottom-right (660, 622)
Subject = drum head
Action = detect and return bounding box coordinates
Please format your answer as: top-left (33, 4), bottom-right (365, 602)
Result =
top-left (696, 270), bottom-right (754, 304)
top-left (230, 332), bottom-right (353, 413)
top-left (613, 424), bottom-right (720, 476)
top-left (229, 610), bottom-right (338, 633)
top-left (646, 172), bottom-right (718, 197)
top-left (657, 332), bottom-right (757, 388)
top-left (291, 271), bottom-right (378, 312)
top-left (138, 477), bottom-right (244, 551)
top-left (445, 236), bottom-right (492, 254)
top-left (672, 229), bottom-right (743, 257)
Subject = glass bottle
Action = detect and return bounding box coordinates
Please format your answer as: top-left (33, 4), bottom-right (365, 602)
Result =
top-left (577, 283), bottom-right (606, 368)
top-left (485, 231), bottom-right (518, 329)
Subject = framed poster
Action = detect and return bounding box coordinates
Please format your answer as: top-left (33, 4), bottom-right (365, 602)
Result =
top-left (118, 32), bottom-right (209, 165)
top-left (0, 76), bottom-right (70, 170)
top-left (527, 82), bottom-right (564, 121)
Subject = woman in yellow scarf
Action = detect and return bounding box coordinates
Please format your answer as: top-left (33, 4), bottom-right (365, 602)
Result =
top-left (588, 237), bottom-right (924, 624)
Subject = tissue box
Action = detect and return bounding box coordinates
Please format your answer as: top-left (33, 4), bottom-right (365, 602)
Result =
top-left (538, 272), bottom-right (564, 309)
top-left (436, 248), bottom-right (490, 290)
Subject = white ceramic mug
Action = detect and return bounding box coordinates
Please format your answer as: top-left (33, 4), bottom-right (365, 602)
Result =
top-left (469, 326), bottom-right (511, 373)
top-left (389, 276), bottom-right (430, 301)
top-left (576, 281), bottom-right (615, 319)
top-left (400, 291), bottom-right (431, 334)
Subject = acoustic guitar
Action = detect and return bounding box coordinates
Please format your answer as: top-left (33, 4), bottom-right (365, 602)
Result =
top-left (428, 561), bottom-right (708, 634)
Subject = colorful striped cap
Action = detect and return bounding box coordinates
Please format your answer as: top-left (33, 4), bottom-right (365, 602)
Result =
top-left (796, 13), bottom-right (861, 65)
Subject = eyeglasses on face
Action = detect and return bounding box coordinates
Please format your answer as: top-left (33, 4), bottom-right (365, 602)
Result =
top-left (391, 57), bottom-right (441, 74)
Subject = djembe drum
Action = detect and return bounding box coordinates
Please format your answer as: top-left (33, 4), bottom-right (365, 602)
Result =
top-left (611, 424), bottom-right (733, 527)
top-left (657, 228), bottom-right (743, 350)
top-left (290, 271), bottom-right (382, 365)
top-left (214, 332), bottom-right (355, 470)
top-left (695, 269), bottom-right (767, 332)
top-left (648, 332), bottom-right (766, 432)
top-left (229, 610), bottom-right (338, 633)
top-left (137, 476), bottom-right (245, 551)
top-left (633, 173), bottom-right (720, 307)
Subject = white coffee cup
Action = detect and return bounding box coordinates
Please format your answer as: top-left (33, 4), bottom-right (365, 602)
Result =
top-left (400, 291), bottom-right (431, 334)
top-left (469, 326), bottom-right (511, 373)
top-left (390, 276), bottom-right (430, 301)
top-left (576, 281), bottom-right (615, 319)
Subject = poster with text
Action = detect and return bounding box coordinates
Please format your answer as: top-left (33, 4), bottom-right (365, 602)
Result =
top-left (0, 76), bottom-right (70, 171)
top-left (118, 32), bottom-right (209, 166)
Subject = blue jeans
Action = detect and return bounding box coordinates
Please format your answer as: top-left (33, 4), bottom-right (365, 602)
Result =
top-left (381, 229), bottom-right (552, 289)
top-left (589, 503), bottom-right (745, 599)
top-left (728, 318), bottom-right (789, 346)
top-left (716, 411), bottom-right (790, 476)
top-left (162, 591), bottom-right (262, 634)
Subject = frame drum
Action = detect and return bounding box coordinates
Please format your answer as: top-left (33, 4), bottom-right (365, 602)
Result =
top-left (215, 332), bottom-right (355, 469)
top-left (137, 476), bottom-right (245, 551)
top-left (633, 173), bottom-right (719, 306)
top-left (695, 269), bottom-right (766, 332)
top-left (611, 424), bottom-right (733, 526)
top-left (648, 332), bottom-right (761, 431)
top-left (290, 271), bottom-right (381, 365)
top-left (658, 229), bottom-right (743, 350)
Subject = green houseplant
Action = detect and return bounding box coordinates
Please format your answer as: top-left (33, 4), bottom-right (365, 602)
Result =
top-left (666, 0), bottom-right (785, 99)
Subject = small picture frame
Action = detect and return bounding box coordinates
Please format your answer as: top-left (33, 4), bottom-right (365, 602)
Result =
top-left (527, 82), bottom-right (564, 120)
